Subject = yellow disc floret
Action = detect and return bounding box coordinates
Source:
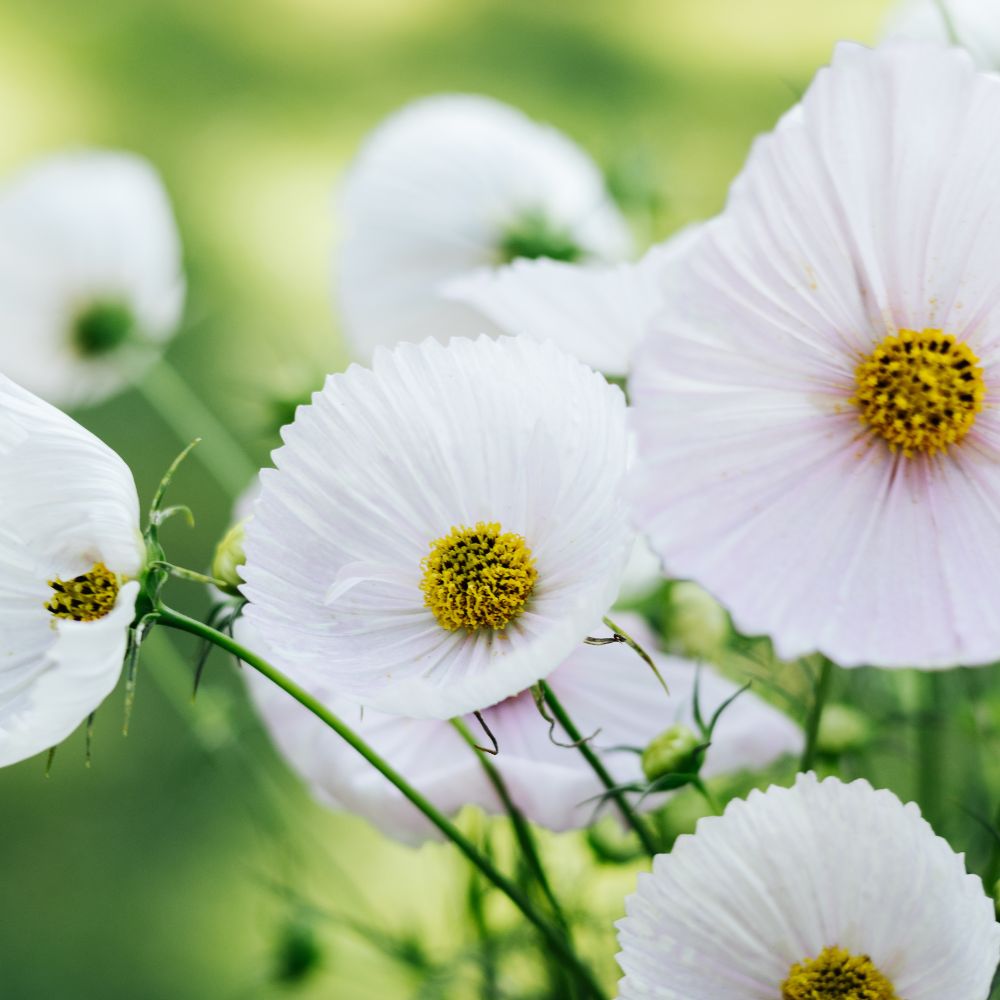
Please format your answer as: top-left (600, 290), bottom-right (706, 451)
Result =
top-left (421, 522), bottom-right (537, 631)
top-left (852, 329), bottom-right (984, 456)
top-left (46, 562), bottom-right (121, 622)
top-left (782, 946), bottom-right (898, 1000)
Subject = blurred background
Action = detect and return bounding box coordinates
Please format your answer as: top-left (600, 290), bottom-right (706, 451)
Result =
top-left (0, 2), bottom-right (942, 997)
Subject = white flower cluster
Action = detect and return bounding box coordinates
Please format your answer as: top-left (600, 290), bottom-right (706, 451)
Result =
top-left (2, 27), bottom-right (1000, 999)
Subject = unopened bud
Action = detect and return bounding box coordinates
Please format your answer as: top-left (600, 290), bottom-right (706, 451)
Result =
top-left (816, 704), bottom-right (872, 756)
top-left (670, 581), bottom-right (729, 658)
top-left (212, 518), bottom-right (248, 592)
top-left (641, 724), bottom-right (701, 782)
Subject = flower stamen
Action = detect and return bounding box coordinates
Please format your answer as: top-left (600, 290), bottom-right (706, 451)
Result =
top-left (852, 329), bottom-right (984, 456)
top-left (782, 945), bottom-right (898, 1000)
top-left (46, 562), bottom-right (120, 622)
top-left (421, 522), bottom-right (537, 631)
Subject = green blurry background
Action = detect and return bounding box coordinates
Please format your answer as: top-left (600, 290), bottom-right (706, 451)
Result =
top-left (0, 2), bottom-right (907, 997)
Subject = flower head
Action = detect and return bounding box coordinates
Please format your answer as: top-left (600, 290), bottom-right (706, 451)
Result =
top-left (631, 42), bottom-right (1000, 668)
top-left (885, 0), bottom-right (1000, 70)
top-left (240, 335), bottom-right (634, 719)
top-left (240, 615), bottom-right (802, 841)
top-left (336, 95), bottom-right (631, 360)
top-left (0, 151), bottom-right (185, 408)
top-left (0, 374), bottom-right (144, 765)
top-left (444, 237), bottom-right (686, 378)
top-left (616, 773), bottom-right (1000, 999)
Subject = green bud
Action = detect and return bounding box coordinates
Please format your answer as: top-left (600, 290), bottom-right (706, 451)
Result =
top-left (498, 211), bottom-right (583, 264)
top-left (212, 518), bottom-right (248, 591)
top-left (641, 724), bottom-right (701, 783)
top-left (816, 703), bottom-right (872, 756)
top-left (670, 581), bottom-right (730, 658)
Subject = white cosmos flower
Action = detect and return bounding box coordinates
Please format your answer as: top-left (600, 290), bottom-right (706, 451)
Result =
top-left (0, 374), bottom-right (144, 765)
top-left (0, 150), bottom-right (185, 409)
top-left (631, 41), bottom-right (1000, 669)
top-left (240, 335), bottom-right (633, 719)
top-left (444, 237), bottom-right (687, 378)
top-left (616, 773), bottom-right (1000, 1000)
top-left (884, 0), bottom-right (1000, 70)
top-left (336, 95), bottom-right (632, 361)
top-left (240, 615), bottom-right (803, 842)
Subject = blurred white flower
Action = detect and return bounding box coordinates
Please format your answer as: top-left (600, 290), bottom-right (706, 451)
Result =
top-left (240, 335), bottom-right (633, 720)
top-left (884, 0), bottom-right (1000, 69)
top-left (240, 615), bottom-right (802, 842)
top-left (445, 233), bottom-right (696, 378)
top-left (631, 42), bottom-right (1000, 669)
top-left (616, 773), bottom-right (1000, 999)
top-left (336, 95), bottom-right (631, 360)
top-left (0, 374), bottom-right (144, 765)
top-left (0, 150), bottom-right (185, 409)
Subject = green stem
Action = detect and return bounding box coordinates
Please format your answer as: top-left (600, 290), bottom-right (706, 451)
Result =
top-left (451, 719), bottom-right (569, 931)
top-left (539, 681), bottom-right (659, 858)
top-left (156, 604), bottom-right (606, 1000)
top-left (602, 615), bottom-right (669, 696)
top-left (799, 657), bottom-right (834, 772)
top-left (918, 672), bottom-right (947, 833)
top-left (138, 357), bottom-right (257, 498)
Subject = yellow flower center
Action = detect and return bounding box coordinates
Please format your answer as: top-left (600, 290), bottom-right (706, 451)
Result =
top-left (420, 522), bottom-right (537, 631)
top-left (782, 946), bottom-right (898, 1000)
top-left (852, 329), bottom-right (984, 456)
top-left (46, 562), bottom-right (120, 622)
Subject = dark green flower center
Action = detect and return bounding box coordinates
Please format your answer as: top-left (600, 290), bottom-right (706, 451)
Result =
top-left (498, 211), bottom-right (583, 264)
top-left (73, 300), bottom-right (134, 357)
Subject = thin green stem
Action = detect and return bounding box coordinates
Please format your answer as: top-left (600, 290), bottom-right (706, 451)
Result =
top-left (539, 681), bottom-right (659, 858)
top-left (602, 615), bottom-right (669, 696)
top-left (138, 357), bottom-right (257, 498)
top-left (451, 718), bottom-right (569, 930)
top-left (799, 657), bottom-right (834, 772)
top-left (918, 672), bottom-right (947, 833)
top-left (150, 561), bottom-right (232, 591)
top-left (156, 605), bottom-right (606, 1000)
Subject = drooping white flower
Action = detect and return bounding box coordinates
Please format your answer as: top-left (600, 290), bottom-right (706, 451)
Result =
top-left (240, 615), bottom-right (803, 842)
top-left (444, 237), bottom-right (688, 378)
top-left (0, 374), bottom-right (144, 765)
top-left (631, 41), bottom-right (1000, 669)
top-left (616, 773), bottom-right (1000, 999)
top-left (0, 150), bottom-right (185, 409)
top-left (884, 0), bottom-right (1000, 70)
top-left (336, 95), bottom-right (632, 361)
top-left (240, 335), bottom-right (633, 719)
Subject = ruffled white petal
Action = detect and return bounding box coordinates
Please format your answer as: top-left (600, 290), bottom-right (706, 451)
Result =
top-left (631, 42), bottom-right (1000, 668)
top-left (0, 150), bottom-right (185, 408)
top-left (336, 95), bottom-right (631, 360)
top-left (616, 773), bottom-right (1000, 1000)
top-left (884, 0), bottom-right (1000, 70)
top-left (444, 237), bottom-right (687, 376)
top-left (0, 375), bottom-right (143, 764)
top-left (242, 335), bottom-right (633, 718)
top-left (239, 614), bottom-right (802, 842)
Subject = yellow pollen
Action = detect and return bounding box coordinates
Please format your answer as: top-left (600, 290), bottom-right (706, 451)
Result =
top-left (782, 946), bottom-right (898, 1000)
top-left (852, 329), bottom-right (984, 456)
top-left (421, 522), bottom-right (537, 631)
top-left (46, 562), bottom-right (121, 622)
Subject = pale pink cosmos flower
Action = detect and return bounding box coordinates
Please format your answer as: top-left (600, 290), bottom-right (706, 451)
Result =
top-left (631, 41), bottom-right (1000, 669)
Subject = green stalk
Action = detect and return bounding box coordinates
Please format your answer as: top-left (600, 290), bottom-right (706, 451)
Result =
top-left (138, 358), bottom-right (257, 498)
top-left (451, 718), bottom-right (569, 930)
top-left (156, 604), bottom-right (606, 1000)
top-left (799, 657), bottom-right (834, 772)
top-left (539, 681), bottom-right (659, 858)
top-left (917, 672), bottom-right (947, 833)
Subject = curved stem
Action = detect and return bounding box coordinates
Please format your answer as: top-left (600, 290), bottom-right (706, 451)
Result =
top-left (156, 604), bottom-right (606, 1000)
top-left (138, 357), bottom-right (257, 498)
top-left (800, 656), bottom-right (834, 772)
top-left (539, 681), bottom-right (659, 858)
top-left (451, 718), bottom-right (568, 930)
